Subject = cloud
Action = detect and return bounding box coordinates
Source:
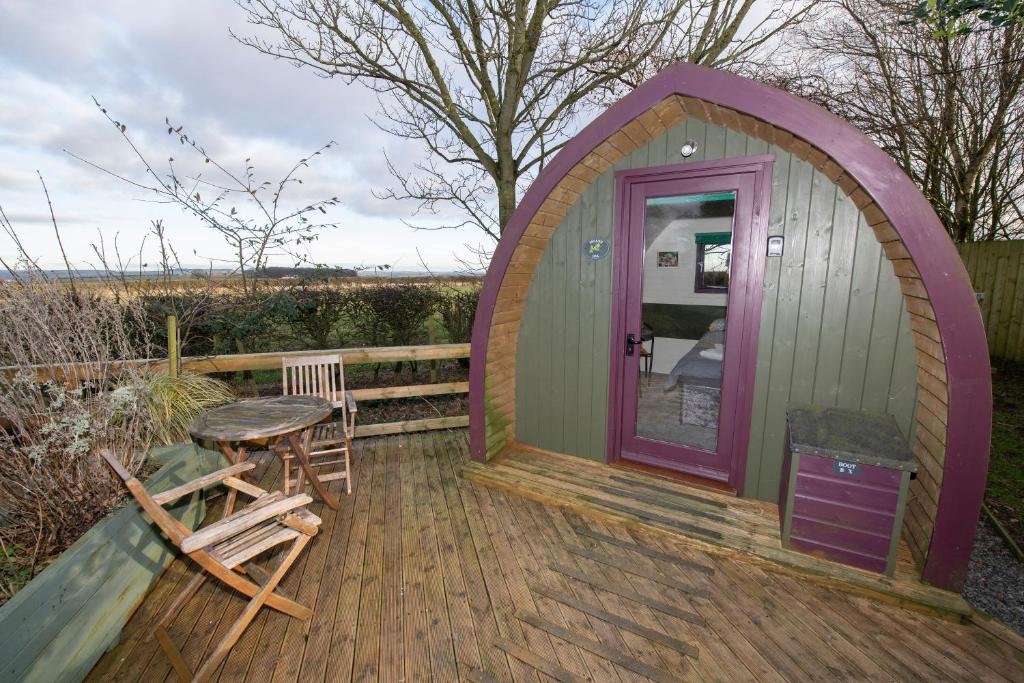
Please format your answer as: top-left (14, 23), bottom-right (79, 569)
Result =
top-left (0, 0), bottom-right (481, 270)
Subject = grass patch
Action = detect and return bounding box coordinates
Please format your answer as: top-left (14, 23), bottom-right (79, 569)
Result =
top-left (988, 360), bottom-right (1024, 548)
top-left (0, 541), bottom-right (41, 605)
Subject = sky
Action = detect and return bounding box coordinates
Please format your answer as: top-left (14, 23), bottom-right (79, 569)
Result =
top-left (0, 0), bottom-right (487, 272)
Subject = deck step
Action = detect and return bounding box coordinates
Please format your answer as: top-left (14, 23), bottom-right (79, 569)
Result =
top-left (462, 451), bottom-right (972, 619)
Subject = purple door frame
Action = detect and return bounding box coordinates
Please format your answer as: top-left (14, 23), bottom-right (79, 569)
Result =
top-left (607, 156), bottom-right (773, 493)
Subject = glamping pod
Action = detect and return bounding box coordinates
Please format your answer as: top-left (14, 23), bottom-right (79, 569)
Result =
top-left (468, 64), bottom-right (991, 593)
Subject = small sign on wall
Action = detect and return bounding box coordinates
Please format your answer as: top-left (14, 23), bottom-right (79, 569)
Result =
top-left (584, 238), bottom-right (609, 260)
top-left (657, 251), bottom-right (679, 267)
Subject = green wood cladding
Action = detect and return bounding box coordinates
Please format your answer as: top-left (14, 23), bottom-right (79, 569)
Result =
top-left (514, 117), bottom-right (918, 502)
top-left (0, 444), bottom-right (223, 683)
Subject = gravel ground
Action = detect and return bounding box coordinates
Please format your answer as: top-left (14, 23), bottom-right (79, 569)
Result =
top-left (964, 518), bottom-right (1024, 634)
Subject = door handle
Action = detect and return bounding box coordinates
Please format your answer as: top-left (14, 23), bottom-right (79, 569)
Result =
top-left (625, 333), bottom-right (638, 357)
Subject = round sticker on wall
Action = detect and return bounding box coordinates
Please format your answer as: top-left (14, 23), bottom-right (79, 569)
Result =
top-left (584, 238), bottom-right (609, 260)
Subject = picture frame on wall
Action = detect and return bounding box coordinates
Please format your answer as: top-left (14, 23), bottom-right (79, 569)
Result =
top-left (657, 251), bottom-right (679, 267)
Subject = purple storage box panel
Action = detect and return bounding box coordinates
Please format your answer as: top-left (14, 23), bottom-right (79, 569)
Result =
top-left (779, 406), bottom-right (917, 576)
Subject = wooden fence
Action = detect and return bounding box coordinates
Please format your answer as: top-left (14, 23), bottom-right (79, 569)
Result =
top-left (1, 343), bottom-right (471, 438)
top-left (957, 241), bottom-right (1024, 361)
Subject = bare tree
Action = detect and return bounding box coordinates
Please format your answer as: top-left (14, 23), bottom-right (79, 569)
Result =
top-left (67, 100), bottom-right (342, 295)
top-left (760, 0), bottom-right (1024, 241)
top-left (234, 0), bottom-right (811, 240)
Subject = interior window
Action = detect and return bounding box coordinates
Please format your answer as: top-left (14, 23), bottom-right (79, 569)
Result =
top-left (695, 232), bottom-right (731, 293)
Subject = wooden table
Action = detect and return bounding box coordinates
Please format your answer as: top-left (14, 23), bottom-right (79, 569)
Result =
top-left (189, 396), bottom-right (340, 510)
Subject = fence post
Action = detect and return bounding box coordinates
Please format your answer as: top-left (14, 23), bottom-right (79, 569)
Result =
top-left (167, 314), bottom-right (178, 379)
top-left (429, 325), bottom-right (439, 383)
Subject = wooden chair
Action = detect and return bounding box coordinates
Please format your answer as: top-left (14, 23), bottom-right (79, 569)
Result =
top-left (99, 449), bottom-right (321, 682)
top-left (281, 354), bottom-right (357, 494)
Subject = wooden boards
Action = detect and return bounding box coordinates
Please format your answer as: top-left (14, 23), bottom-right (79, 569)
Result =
top-left (89, 430), bottom-right (1023, 683)
top-left (463, 445), bottom-right (972, 618)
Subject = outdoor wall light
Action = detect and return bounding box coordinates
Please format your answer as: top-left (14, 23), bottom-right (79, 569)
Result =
top-left (680, 140), bottom-right (699, 157)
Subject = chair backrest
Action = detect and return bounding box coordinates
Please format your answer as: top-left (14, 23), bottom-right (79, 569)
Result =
top-left (282, 354), bottom-right (347, 415)
top-left (98, 449), bottom-right (190, 546)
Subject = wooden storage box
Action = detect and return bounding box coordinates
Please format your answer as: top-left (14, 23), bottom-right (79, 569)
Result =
top-left (779, 406), bottom-right (917, 576)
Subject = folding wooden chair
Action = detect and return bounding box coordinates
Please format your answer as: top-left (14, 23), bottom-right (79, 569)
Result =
top-left (99, 449), bottom-right (321, 683)
top-left (281, 354), bottom-right (357, 494)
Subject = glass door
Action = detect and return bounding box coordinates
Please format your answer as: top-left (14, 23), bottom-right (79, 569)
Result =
top-left (613, 167), bottom-right (762, 485)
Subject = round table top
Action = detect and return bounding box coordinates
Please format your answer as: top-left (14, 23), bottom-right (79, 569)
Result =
top-left (189, 395), bottom-right (333, 442)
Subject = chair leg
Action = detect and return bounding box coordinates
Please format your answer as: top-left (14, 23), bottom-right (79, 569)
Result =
top-left (344, 438), bottom-right (353, 495)
top-left (155, 571), bottom-right (208, 682)
top-left (191, 535), bottom-right (311, 682)
top-left (272, 441), bottom-right (293, 496)
top-left (191, 552), bottom-right (312, 619)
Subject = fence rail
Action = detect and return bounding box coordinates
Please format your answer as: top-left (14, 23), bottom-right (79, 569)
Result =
top-left (1, 343), bottom-right (472, 438)
top-left (958, 241), bottom-right (1024, 361)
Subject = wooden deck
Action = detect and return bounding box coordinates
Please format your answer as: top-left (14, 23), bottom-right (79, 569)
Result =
top-left (462, 445), bottom-right (970, 618)
top-left (90, 430), bottom-right (1024, 682)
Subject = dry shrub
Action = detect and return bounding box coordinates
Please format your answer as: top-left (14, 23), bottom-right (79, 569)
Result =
top-left (0, 274), bottom-right (154, 569)
top-left (142, 371), bottom-right (235, 445)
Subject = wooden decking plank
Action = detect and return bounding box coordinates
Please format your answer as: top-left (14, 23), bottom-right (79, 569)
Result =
top-left (399, 432), bottom-right (431, 682)
top-left (562, 543), bottom-right (710, 598)
top-left (607, 474), bottom-right (730, 509)
top-left (843, 592), bottom-right (979, 681)
top-left (516, 612), bottom-right (679, 683)
top-left (500, 491), bottom-right (632, 683)
top-left (562, 513), bottom-right (757, 683)
top-left (578, 496), bottom-right (724, 540)
top-left (492, 637), bottom-right (591, 683)
top-left (942, 616), bottom-right (1024, 679)
top-left (466, 670), bottom-right (502, 683)
top-left (512, 446), bottom-right (773, 523)
top-left (350, 435), bottom-right (390, 682)
top-left (588, 520), bottom-right (779, 683)
top-left (470, 460), bottom-right (738, 542)
top-left (542, 508), bottom-right (697, 681)
top-left (548, 562), bottom-right (704, 626)
top-left (421, 429), bottom-right (487, 681)
top-left (969, 610), bottom-right (1024, 657)
top-left (714, 558), bottom-right (864, 681)
top-left (631, 523), bottom-right (817, 683)
top-left (90, 556), bottom-right (192, 682)
top-left (854, 595), bottom-right (1004, 681)
top-left (511, 446), bottom-right (731, 505)
top-left (453, 431), bottom-right (598, 681)
top-left (801, 581), bottom-right (951, 682)
top-left (901, 605), bottom-right (1023, 681)
top-left (323, 437), bottom-right (378, 682)
top-left (432, 431), bottom-right (517, 682)
top-left (529, 583), bottom-right (699, 659)
top-left (471, 477), bottom-right (595, 679)
top-left (211, 458), bottom-right (291, 682)
top-left (408, 427), bottom-right (458, 682)
top-left (442, 431), bottom-right (559, 682)
top-left (486, 459), bottom-right (748, 538)
top-left (772, 574), bottom-right (922, 681)
top-left (269, 458), bottom-right (349, 682)
top-left (737, 563), bottom-right (897, 681)
top-left (226, 459), bottom-right (313, 682)
top-left (569, 526), bottom-right (714, 576)
top-left (500, 457), bottom-right (734, 524)
top-left (380, 436), bottom-right (406, 682)
top-left (294, 437), bottom-right (366, 683)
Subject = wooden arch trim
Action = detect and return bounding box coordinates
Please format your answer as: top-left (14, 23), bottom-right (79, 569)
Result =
top-left (469, 63), bottom-right (991, 592)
